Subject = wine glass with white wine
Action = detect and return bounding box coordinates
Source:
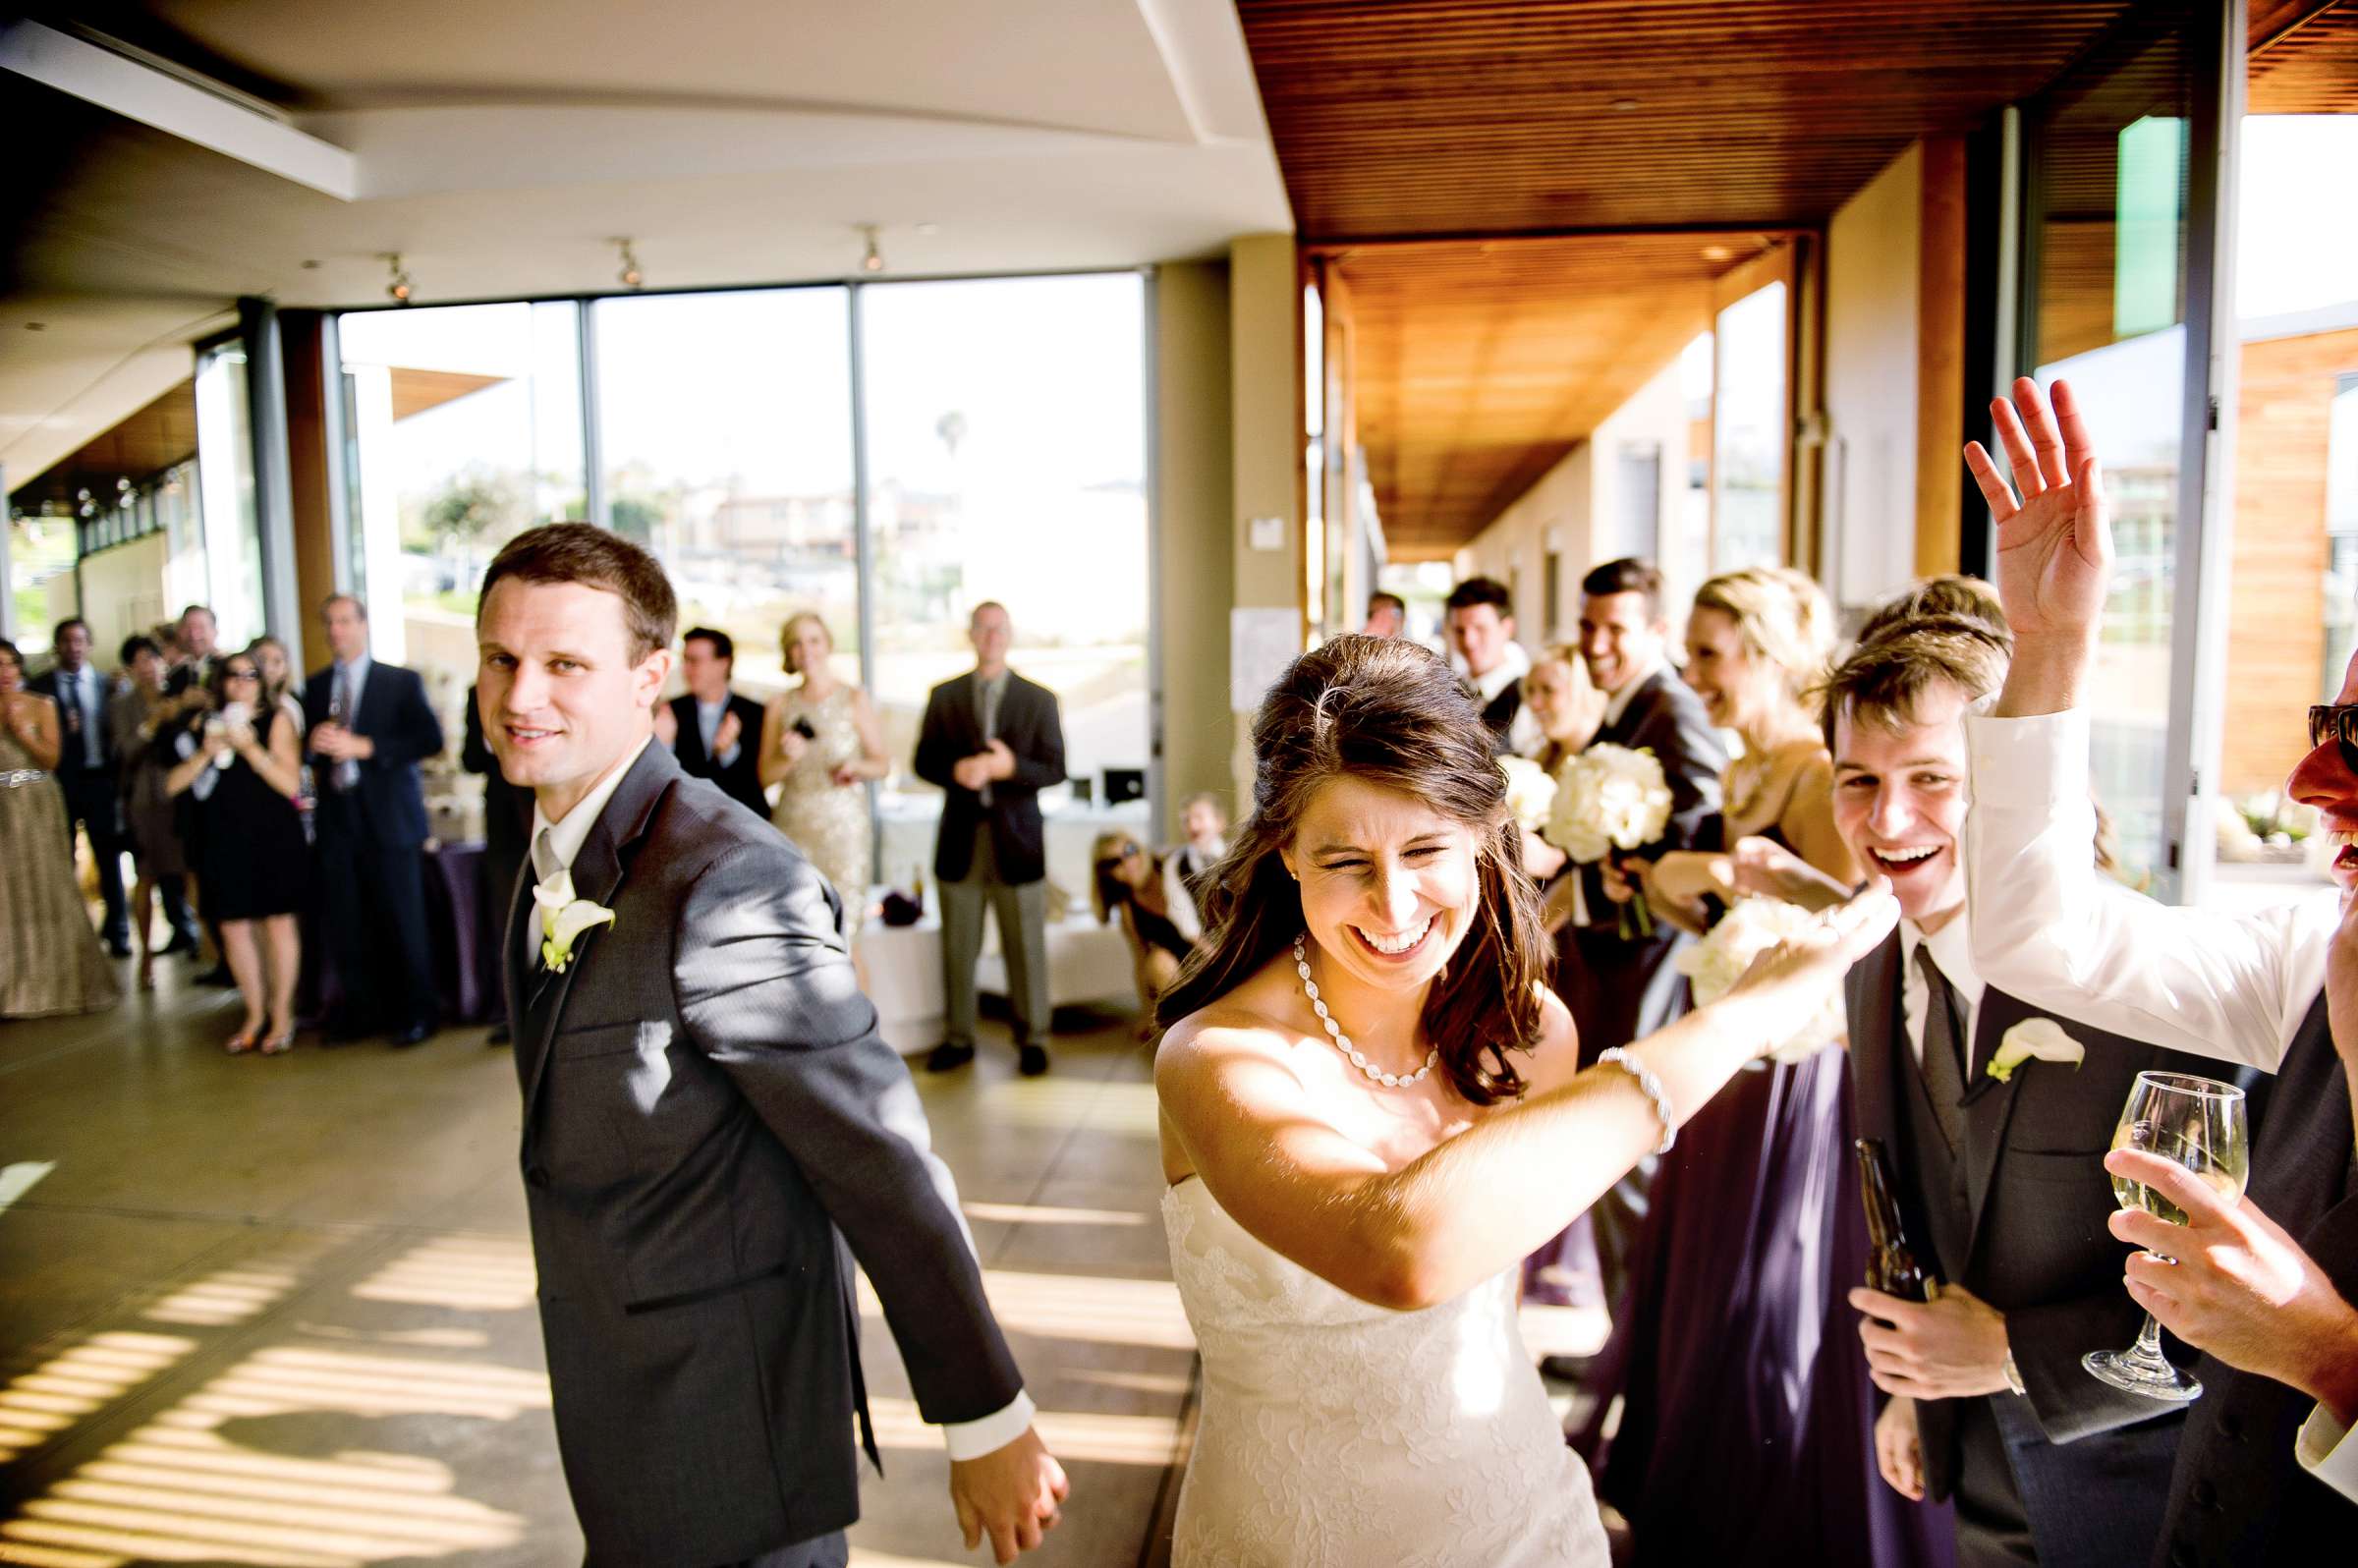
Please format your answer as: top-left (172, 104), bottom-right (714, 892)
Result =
top-left (2083, 1070), bottom-right (2250, 1402)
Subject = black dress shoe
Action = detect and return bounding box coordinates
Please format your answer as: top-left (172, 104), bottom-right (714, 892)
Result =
top-left (106, 939), bottom-right (134, 960)
top-left (925, 1041), bottom-right (977, 1073)
top-left (1018, 1043), bottom-right (1051, 1078)
top-left (390, 1022), bottom-right (434, 1048)
top-left (157, 931), bottom-right (198, 957)
top-left (194, 965), bottom-right (236, 987)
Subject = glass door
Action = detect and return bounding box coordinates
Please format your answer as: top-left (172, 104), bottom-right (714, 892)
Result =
top-left (2015, 0), bottom-right (2237, 900)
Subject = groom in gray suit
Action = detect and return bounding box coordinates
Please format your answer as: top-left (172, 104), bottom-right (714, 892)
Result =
top-left (477, 524), bottom-right (1068, 1568)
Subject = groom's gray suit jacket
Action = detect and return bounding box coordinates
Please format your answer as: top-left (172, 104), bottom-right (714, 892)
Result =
top-left (508, 743), bottom-right (1023, 1566)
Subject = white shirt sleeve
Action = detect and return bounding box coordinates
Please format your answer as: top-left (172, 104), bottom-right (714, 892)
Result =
top-left (1962, 710), bottom-right (2330, 1074)
top-left (1164, 855), bottom-right (1203, 944)
top-left (2296, 1402), bottom-right (2358, 1504)
top-left (942, 1389), bottom-right (1039, 1461)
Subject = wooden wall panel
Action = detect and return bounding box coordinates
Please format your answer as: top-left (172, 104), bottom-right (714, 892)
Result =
top-left (2220, 325), bottom-right (2358, 797)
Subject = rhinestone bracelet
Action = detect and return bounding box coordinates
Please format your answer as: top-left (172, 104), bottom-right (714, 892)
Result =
top-left (1598, 1046), bottom-right (1676, 1154)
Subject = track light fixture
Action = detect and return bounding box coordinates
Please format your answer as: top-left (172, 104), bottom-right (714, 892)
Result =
top-left (616, 238), bottom-right (645, 290)
top-left (385, 252), bottom-right (414, 305)
top-left (859, 224), bottom-right (884, 274)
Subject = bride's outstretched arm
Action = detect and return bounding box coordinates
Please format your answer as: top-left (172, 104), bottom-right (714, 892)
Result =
top-left (1156, 880), bottom-right (1896, 1311)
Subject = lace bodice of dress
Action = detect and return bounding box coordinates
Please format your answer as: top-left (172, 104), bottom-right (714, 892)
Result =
top-left (1161, 1177), bottom-right (1607, 1567)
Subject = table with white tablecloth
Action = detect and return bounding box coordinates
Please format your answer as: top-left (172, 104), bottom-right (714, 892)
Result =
top-left (857, 897), bottom-right (1138, 1053)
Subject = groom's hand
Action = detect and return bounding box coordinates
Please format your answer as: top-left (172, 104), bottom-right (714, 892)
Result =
top-left (1966, 376), bottom-right (2112, 716)
top-left (949, 1426), bottom-right (1069, 1564)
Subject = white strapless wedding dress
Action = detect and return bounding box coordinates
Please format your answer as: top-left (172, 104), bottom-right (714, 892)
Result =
top-left (1162, 1177), bottom-right (1609, 1567)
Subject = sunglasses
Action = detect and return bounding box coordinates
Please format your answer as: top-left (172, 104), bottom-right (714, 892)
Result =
top-left (1095, 844), bottom-right (1143, 870)
top-left (224, 668), bottom-right (260, 682)
top-left (2309, 704), bottom-right (2358, 772)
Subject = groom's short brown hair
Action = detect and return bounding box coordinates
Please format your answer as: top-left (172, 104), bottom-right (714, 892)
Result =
top-left (1817, 612), bottom-right (2010, 753)
top-left (479, 523), bottom-right (678, 661)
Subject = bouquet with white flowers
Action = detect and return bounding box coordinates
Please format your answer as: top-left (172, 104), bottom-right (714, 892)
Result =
top-left (1674, 896), bottom-right (1845, 1063)
top-left (1545, 743), bottom-right (1673, 937)
top-left (1498, 755), bottom-right (1559, 836)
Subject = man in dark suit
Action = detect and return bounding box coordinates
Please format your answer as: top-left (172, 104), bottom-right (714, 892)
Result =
top-left (1443, 576), bottom-right (1537, 753)
top-left (476, 523), bottom-right (1067, 1568)
top-left (163, 603), bottom-right (220, 697)
top-left (1825, 610), bottom-right (2199, 1566)
top-left (31, 617), bottom-right (130, 955)
top-left (463, 681), bottom-right (535, 1045)
top-left (304, 593), bottom-right (444, 1047)
top-left (914, 602), bottom-right (1067, 1079)
top-left (1556, 558), bottom-right (1724, 1315)
top-left (1962, 377), bottom-right (2357, 1562)
top-left (664, 626), bottom-right (768, 821)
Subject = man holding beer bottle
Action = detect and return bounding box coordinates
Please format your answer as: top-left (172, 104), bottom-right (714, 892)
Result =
top-left (1811, 595), bottom-right (2232, 1568)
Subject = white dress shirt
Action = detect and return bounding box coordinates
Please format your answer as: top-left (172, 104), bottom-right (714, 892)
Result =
top-left (1899, 914), bottom-right (1988, 1071)
top-left (57, 664), bottom-right (103, 768)
top-left (1470, 644), bottom-right (1544, 757)
top-left (527, 734), bottom-right (1035, 1459)
top-left (1965, 707), bottom-right (2355, 1502)
top-left (693, 695), bottom-right (742, 769)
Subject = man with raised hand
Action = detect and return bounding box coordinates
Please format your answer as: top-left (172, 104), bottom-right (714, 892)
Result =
top-left (1964, 377), bottom-right (2358, 1564)
top-left (479, 525), bottom-right (1067, 1567)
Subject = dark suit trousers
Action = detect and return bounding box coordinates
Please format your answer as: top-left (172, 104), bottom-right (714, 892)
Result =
top-left (939, 824), bottom-right (1049, 1047)
top-left (58, 773), bottom-right (128, 941)
top-left (317, 817), bottom-right (435, 1031)
top-left (707, 1532), bottom-right (847, 1568)
top-left (1952, 1398), bottom-right (2038, 1568)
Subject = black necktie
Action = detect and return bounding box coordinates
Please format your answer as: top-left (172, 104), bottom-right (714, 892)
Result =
top-left (1915, 945), bottom-right (1968, 1153)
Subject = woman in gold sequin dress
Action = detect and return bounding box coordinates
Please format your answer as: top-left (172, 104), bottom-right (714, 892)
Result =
top-left (760, 613), bottom-right (889, 925)
top-left (0, 639), bottom-right (121, 1018)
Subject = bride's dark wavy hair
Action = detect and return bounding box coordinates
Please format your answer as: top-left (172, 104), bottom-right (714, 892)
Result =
top-left (1155, 634), bottom-right (1548, 1104)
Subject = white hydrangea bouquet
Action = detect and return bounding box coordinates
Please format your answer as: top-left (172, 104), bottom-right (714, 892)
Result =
top-left (1675, 896), bottom-right (1845, 1063)
top-left (1545, 743), bottom-right (1673, 937)
top-left (1498, 755), bottom-right (1559, 836)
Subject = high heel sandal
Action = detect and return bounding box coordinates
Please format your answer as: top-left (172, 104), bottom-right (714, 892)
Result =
top-left (258, 1025), bottom-right (296, 1056)
top-left (138, 957), bottom-right (156, 992)
top-left (224, 1028), bottom-right (260, 1054)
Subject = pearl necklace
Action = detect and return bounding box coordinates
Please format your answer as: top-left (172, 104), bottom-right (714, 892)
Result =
top-left (1292, 936), bottom-right (1439, 1090)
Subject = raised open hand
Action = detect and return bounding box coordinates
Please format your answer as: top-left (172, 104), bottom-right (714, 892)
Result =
top-left (1963, 377), bottom-right (2111, 646)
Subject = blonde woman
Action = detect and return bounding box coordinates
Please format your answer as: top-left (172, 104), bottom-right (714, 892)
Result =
top-left (248, 635), bottom-right (309, 739)
top-left (1570, 568), bottom-right (1934, 1568)
top-left (760, 613), bottom-right (888, 923)
top-left (1609, 566), bottom-right (1858, 928)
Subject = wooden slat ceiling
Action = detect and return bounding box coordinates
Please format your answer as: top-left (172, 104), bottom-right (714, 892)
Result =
top-left (9, 381), bottom-right (196, 512)
top-left (1340, 233), bottom-right (1777, 556)
top-left (2251, 0), bottom-right (2358, 113)
top-left (1239, 0), bottom-right (2146, 240)
top-left (388, 367), bottom-right (508, 422)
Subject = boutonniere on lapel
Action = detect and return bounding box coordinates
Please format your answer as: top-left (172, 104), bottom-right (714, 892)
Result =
top-left (1986, 1017), bottom-right (2086, 1084)
top-left (533, 869), bottom-right (616, 974)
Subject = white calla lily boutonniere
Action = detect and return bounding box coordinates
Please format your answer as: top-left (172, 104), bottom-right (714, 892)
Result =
top-left (1986, 1017), bottom-right (2086, 1083)
top-left (533, 868), bottom-right (616, 974)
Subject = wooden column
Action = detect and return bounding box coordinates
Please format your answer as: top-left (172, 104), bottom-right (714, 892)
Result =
top-left (280, 310), bottom-right (338, 641)
top-left (1915, 136), bottom-right (1969, 577)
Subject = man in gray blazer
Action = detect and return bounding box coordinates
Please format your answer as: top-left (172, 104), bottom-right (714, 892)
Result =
top-left (476, 523), bottom-right (1067, 1568)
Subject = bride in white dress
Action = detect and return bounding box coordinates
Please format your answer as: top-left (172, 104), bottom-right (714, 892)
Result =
top-left (1154, 635), bottom-right (1895, 1567)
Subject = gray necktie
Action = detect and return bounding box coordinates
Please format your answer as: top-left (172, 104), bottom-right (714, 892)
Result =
top-left (976, 677), bottom-right (1002, 807)
top-left (1915, 946), bottom-right (1968, 1154)
top-left (531, 828), bottom-right (560, 969)
top-left (330, 668), bottom-right (361, 792)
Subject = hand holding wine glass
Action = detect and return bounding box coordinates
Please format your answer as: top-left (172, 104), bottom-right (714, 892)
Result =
top-left (2084, 1071), bottom-right (2250, 1402)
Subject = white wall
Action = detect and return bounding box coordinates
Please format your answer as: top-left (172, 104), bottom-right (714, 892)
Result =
top-left (1824, 143), bottom-right (1923, 614)
top-left (1453, 356), bottom-right (1690, 648)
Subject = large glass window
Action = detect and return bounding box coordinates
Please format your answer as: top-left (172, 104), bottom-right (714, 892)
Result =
top-left (194, 340), bottom-right (264, 647)
top-left (859, 274), bottom-right (1151, 888)
top-left (592, 288), bottom-right (856, 700)
top-left (2021, 1), bottom-right (2203, 887)
top-left (1712, 283), bottom-right (1788, 570)
top-left (337, 302), bottom-right (585, 699)
top-left (6, 514), bottom-right (78, 655)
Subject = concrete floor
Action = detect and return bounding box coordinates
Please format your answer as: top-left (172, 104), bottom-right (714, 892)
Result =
top-left (0, 957), bottom-right (1196, 1568)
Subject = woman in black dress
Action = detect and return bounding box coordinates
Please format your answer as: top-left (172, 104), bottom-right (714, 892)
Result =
top-left (1091, 831), bottom-right (1196, 1038)
top-left (165, 648), bottom-right (309, 1054)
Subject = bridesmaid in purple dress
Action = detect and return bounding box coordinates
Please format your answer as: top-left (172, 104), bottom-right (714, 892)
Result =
top-left (1571, 568), bottom-right (1952, 1568)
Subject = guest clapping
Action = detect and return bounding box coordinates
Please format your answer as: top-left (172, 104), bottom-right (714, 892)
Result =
top-left (164, 651), bottom-right (308, 1052)
top-left (111, 636), bottom-right (203, 988)
top-left (304, 594), bottom-right (444, 1047)
top-left (662, 627), bottom-right (769, 821)
top-left (762, 613), bottom-right (888, 921)
top-left (0, 640), bottom-right (120, 1017)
